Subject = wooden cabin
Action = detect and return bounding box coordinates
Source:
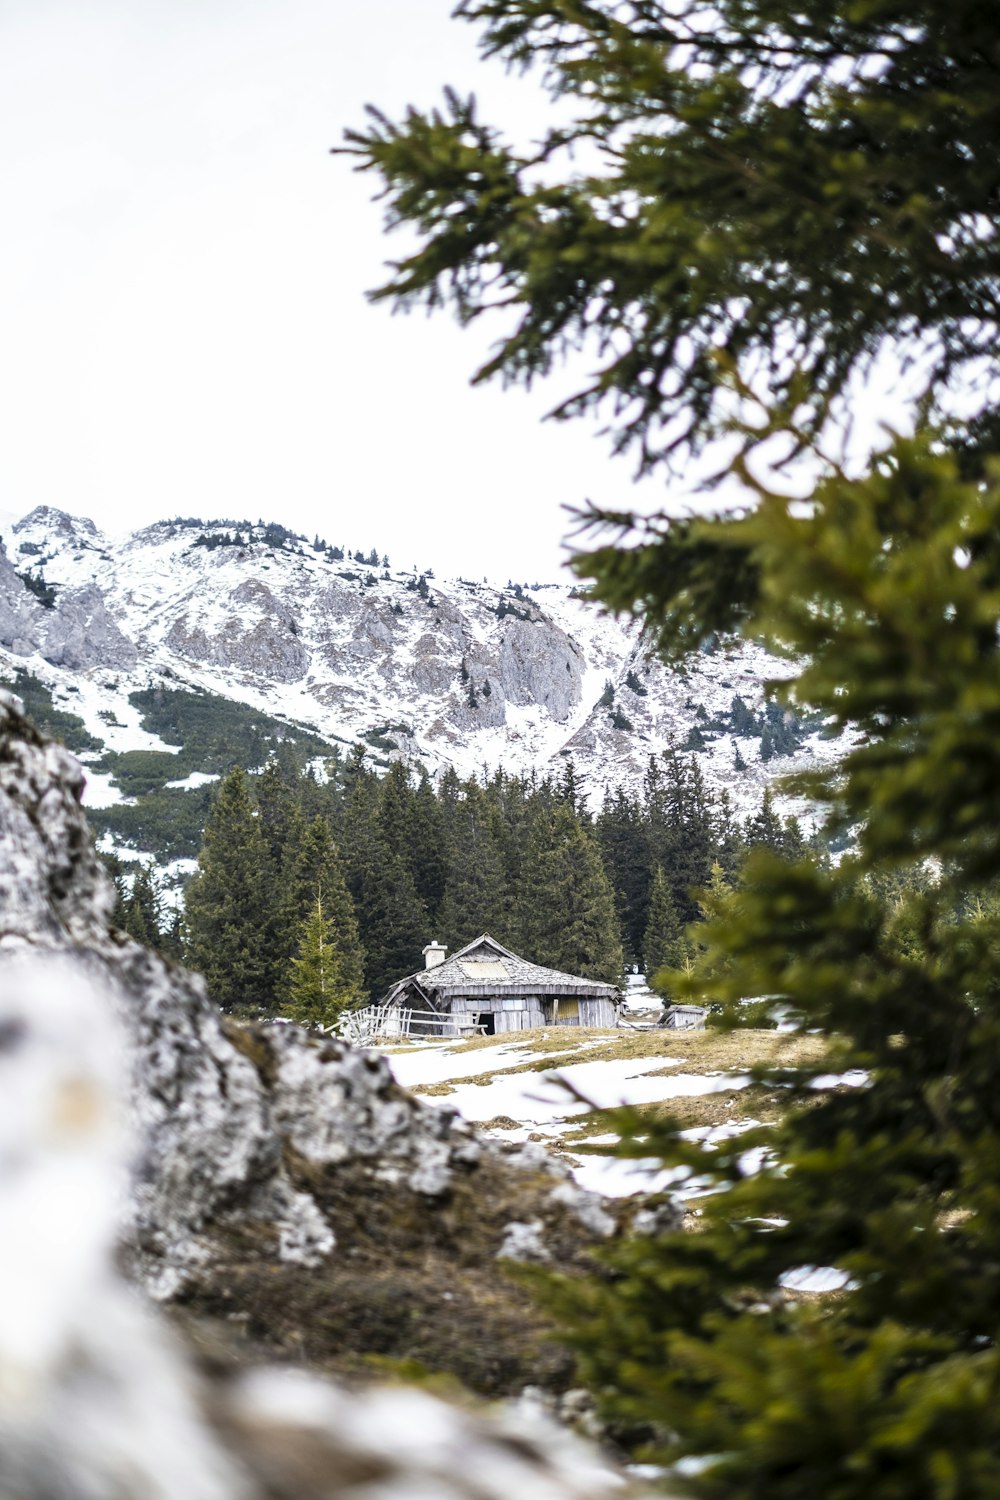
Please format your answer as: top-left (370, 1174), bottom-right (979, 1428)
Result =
top-left (382, 933), bottom-right (620, 1036)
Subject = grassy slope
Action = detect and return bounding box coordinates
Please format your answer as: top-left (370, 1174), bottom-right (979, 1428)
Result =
top-left (396, 1026), bottom-right (827, 1136)
top-left (173, 1024), bottom-right (831, 1399)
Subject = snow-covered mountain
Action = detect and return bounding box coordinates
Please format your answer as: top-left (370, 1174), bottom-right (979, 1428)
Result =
top-left (0, 506), bottom-right (844, 820)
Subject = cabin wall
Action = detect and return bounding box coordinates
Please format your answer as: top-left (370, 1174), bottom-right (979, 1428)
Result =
top-left (579, 996), bottom-right (617, 1028)
top-left (478, 998), bottom-right (547, 1033)
top-left (441, 993), bottom-right (616, 1033)
top-left (446, 997), bottom-right (547, 1033)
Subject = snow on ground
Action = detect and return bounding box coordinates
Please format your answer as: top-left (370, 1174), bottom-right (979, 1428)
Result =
top-left (159, 858), bottom-right (199, 912)
top-left (81, 767), bottom-right (131, 809)
top-left (565, 1118), bottom-right (767, 1197)
top-left (163, 771), bottom-right (219, 791)
top-left (62, 670), bottom-right (182, 756)
top-left (0, 507), bottom-right (848, 820)
top-left (810, 1069), bottom-right (869, 1089)
top-left (386, 1041), bottom-right (592, 1091)
top-left (95, 831), bottom-right (143, 862)
top-left (386, 1044), bottom-right (750, 1147)
top-left (567, 1153), bottom-right (690, 1199)
top-left (678, 1119), bottom-right (763, 1145)
top-left (385, 1034), bottom-right (776, 1198)
top-left (437, 1059), bottom-right (747, 1127)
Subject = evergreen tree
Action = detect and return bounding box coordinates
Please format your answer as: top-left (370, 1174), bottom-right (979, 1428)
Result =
top-left (340, 771), bottom-right (427, 995)
top-left (377, 759), bottom-right (418, 871)
top-left (642, 865), bottom-right (688, 988)
top-left (121, 864), bottom-right (162, 948)
top-left (729, 694), bottom-right (758, 738)
top-left (435, 764), bottom-right (463, 855)
top-left (485, 769), bottom-right (537, 948)
top-left (517, 804), bottom-right (623, 984)
top-left (285, 893), bottom-right (365, 1027)
top-left (439, 781), bottom-right (508, 950)
top-left (120, 884), bottom-right (151, 946)
top-left (346, 6), bottom-right (1000, 1490)
top-left (102, 851), bottom-right (130, 931)
top-left (645, 749), bottom-right (716, 924)
top-left (185, 767), bottom-right (272, 1013)
top-left (780, 813), bottom-right (807, 864)
top-left (556, 758), bottom-right (585, 818)
top-left (713, 789), bottom-right (747, 884)
top-left (278, 814), bottom-right (365, 1005)
top-left (255, 757), bottom-right (298, 870)
top-left (596, 788), bottom-right (651, 962)
top-left (408, 768), bottom-right (449, 924)
top-left (744, 786), bottom-right (784, 854)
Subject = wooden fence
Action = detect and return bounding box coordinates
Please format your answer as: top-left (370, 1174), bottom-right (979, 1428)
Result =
top-left (334, 1004), bottom-right (485, 1045)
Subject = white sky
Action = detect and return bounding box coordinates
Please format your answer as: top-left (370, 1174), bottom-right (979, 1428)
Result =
top-left (0, 0), bottom-right (668, 583)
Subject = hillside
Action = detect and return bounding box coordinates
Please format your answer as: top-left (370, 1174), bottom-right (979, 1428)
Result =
top-left (0, 506), bottom-right (847, 866)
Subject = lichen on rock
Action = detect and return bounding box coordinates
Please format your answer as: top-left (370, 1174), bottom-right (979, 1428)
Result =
top-left (0, 944), bottom-right (651, 1500)
top-left (0, 698), bottom-right (626, 1396)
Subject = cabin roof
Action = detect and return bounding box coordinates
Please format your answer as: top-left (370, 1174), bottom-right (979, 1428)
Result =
top-left (385, 933), bottom-right (620, 1003)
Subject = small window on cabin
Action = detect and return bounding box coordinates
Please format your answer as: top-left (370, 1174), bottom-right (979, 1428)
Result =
top-left (556, 998), bottom-right (580, 1020)
top-left (461, 960), bottom-right (509, 980)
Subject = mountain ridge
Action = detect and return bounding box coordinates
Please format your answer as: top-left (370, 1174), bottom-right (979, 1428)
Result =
top-left (0, 505), bottom-right (845, 844)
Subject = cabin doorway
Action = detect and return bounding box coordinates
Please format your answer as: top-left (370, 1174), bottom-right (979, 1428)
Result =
top-left (474, 1012), bottom-right (496, 1036)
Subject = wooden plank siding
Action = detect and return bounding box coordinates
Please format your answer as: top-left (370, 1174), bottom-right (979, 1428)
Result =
top-left (382, 936), bottom-right (621, 1037)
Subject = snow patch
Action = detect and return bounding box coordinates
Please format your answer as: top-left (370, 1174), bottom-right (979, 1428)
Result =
top-left (163, 771), bottom-right (219, 791)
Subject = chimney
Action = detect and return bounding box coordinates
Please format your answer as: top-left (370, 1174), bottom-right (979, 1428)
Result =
top-left (422, 941), bottom-right (447, 970)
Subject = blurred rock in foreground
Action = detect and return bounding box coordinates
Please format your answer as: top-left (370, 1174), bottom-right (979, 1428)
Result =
top-left (0, 701), bottom-right (652, 1495)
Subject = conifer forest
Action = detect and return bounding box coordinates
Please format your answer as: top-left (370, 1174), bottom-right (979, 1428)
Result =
top-left (109, 749), bottom-right (805, 1024)
top-left (9, 0), bottom-right (1000, 1495)
top-left (338, 0), bottom-right (1000, 1493)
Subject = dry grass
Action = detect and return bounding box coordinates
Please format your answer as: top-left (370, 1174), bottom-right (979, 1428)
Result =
top-left (552, 1083), bottom-right (796, 1142)
top-left (406, 1026), bottom-right (827, 1093)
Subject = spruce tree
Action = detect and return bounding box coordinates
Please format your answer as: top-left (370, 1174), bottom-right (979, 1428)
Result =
top-left (486, 769), bottom-right (536, 948)
top-left (340, 771), bottom-right (427, 994)
top-left (744, 787), bottom-right (785, 854)
top-left (102, 852), bottom-right (130, 931)
top-left (645, 749), bottom-right (717, 924)
top-left (517, 804), bottom-right (623, 984)
top-left (185, 767), bottom-right (272, 1013)
top-left (278, 814), bottom-right (365, 1006)
top-left (408, 769), bottom-right (448, 923)
top-left (596, 788), bottom-right (651, 963)
top-left (438, 780), bottom-right (508, 950)
top-left (346, 5), bottom-right (1000, 1490)
top-left (642, 865), bottom-right (688, 989)
top-left (120, 885), bottom-right (151, 946)
top-left (556, 758), bottom-right (585, 818)
top-left (115, 863), bottom-right (158, 947)
top-left (255, 758), bottom-right (297, 868)
top-left (285, 893), bottom-right (364, 1027)
top-left (377, 760), bottom-right (417, 869)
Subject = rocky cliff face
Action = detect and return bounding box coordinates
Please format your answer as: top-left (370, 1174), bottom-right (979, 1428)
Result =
top-left (0, 506), bottom-right (847, 820)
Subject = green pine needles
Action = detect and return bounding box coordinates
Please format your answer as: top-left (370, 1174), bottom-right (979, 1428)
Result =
top-left (544, 447), bottom-right (1000, 1496)
top-left (286, 892), bottom-right (365, 1027)
top-left (345, 0), bottom-right (1000, 1491)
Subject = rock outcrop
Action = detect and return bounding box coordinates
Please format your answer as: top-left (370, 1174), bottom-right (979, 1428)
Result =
top-left (0, 698), bottom-right (627, 1401)
top-left (0, 948), bottom-right (651, 1500)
